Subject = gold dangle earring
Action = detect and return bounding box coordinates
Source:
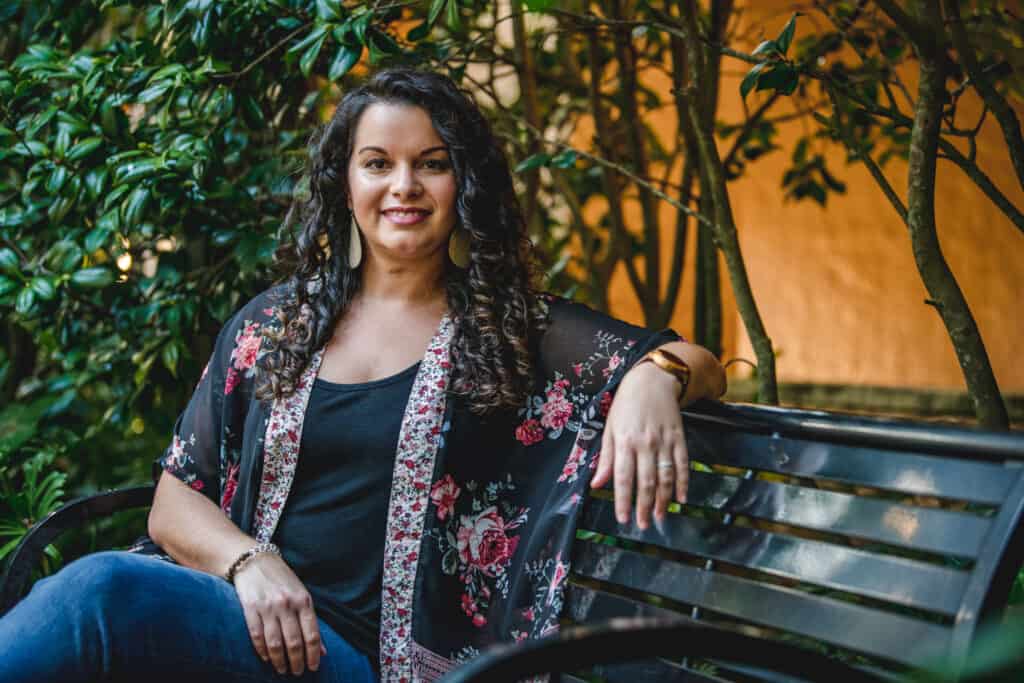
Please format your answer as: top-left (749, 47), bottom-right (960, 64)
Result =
top-left (448, 227), bottom-right (471, 269)
top-left (348, 214), bottom-right (362, 269)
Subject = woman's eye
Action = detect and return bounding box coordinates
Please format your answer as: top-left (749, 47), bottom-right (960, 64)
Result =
top-left (423, 159), bottom-right (451, 171)
top-left (365, 158), bottom-right (389, 170)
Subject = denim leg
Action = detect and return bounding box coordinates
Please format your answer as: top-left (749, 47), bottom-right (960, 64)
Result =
top-left (0, 550), bottom-right (378, 683)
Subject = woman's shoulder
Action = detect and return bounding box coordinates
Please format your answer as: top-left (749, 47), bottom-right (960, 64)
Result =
top-left (537, 291), bottom-right (648, 337)
top-left (208, 282), bottom-right (294, 351)
top-left (227, 282), bottom-right (292, 326)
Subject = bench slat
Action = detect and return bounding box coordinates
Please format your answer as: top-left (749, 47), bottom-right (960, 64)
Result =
top-left (571, 542), bottom-right (951, 668)
top-left (564, 587), bottom-right (797, 683)
top-left (675, 470), bottom-right (991, 558)
top-left (581, 498), bottom-right (968, 615)
top-left (687, 426), bottom-right (1013, 505)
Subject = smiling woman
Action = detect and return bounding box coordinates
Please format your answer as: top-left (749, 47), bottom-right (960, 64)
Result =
top-left (0, 68), bottom-right (725, 683)
top-left (346, 104), bottom-right (458, 264)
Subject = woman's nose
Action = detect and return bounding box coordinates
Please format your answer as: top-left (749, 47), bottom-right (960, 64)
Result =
top-left (390, 164), bottom-right (422, 197)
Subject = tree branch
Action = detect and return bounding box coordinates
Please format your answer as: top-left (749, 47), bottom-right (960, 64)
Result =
top-left (942, 0), bottom-right (1024, 190)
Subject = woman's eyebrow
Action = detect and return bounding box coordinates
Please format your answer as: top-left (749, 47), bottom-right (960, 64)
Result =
top-left (356, 145), bottom-right (448, 156)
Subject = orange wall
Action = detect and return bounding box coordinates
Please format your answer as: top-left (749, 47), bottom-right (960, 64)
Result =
top-left (599, 3), bottom-right (1024, 392)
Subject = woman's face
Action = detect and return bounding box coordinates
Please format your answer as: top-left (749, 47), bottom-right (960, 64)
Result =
top-left (346, 102), bottom-right (458, 265)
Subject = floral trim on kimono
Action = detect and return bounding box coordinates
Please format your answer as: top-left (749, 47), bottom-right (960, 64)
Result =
top-left (380, 315), bottom-right (455, 682)
top-left (252, 349), bottom-right (322, 542)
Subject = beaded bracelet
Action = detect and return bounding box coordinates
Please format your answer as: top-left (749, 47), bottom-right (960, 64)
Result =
top-left (224, 542), bottom-right (281, 584)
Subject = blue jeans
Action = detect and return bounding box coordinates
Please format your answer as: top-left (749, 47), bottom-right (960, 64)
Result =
top-left (0, 551), bottom-right (378, 683)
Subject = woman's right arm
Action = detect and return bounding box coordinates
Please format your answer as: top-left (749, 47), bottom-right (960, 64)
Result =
top-left (150, 451), bottom-right (325, 677)
top-left (146, 289), bottom-right (323, 676)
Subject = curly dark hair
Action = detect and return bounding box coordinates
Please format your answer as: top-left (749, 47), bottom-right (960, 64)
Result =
top-left (256, 68), bottom-right (548, 415)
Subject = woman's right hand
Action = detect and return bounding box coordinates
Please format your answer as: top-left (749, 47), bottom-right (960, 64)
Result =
top-left (233, 553), bottom-right (325, 676)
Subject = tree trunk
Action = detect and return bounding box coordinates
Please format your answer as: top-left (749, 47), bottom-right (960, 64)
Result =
top-left (904, 55), bottom-right (1009, 428)
top-left (680, 0), bottom-right (776, 402)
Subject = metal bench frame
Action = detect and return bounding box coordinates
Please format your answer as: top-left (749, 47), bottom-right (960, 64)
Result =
top-left (3, 401), bottom-right (1023, 682)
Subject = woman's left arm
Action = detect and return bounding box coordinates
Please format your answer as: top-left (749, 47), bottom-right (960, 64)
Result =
top-left (590, 341), bottom-right (727, 530)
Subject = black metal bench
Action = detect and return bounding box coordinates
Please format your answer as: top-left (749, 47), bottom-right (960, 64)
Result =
top-left (3, 402), bottom-right (1023, 682)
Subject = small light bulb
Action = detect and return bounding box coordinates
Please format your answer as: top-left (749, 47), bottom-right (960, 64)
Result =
top-left (117, 253), bottom-right (133, 271)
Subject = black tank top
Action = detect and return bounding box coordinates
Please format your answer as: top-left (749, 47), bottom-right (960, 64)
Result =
top-left (272, 360), bottom-right (420, 664)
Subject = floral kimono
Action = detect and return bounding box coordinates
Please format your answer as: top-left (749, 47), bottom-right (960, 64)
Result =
top-left (147, 284), bottom-right (678, 682)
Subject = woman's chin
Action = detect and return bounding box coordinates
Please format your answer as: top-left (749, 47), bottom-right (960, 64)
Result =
top-left (371, 239), bottom-right (446, 264)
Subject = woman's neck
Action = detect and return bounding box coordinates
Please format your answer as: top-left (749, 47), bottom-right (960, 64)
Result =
top-left (358, 251), bottom-right (448, 309)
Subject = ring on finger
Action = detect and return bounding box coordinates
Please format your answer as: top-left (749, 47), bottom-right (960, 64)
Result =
top-left (656, 460), bottom-right (674, 471)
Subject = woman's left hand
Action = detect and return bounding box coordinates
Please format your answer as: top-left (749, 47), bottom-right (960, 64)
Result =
top-left (590, 361), bottom-right (688, 530)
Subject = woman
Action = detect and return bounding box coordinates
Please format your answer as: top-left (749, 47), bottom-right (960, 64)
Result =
top-left (0, 68), bottom-right (725, 682)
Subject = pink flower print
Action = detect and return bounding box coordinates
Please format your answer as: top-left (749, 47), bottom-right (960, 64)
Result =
top-left (602, 352), bottom-right (623, 379)
top-left (522, 607), bottom-right (535, 622)
top-left (515, 419), bottom-right (544, 446)
top-left (166, 434), bottom-right (188, 469)
top-left (572, 363), bottom-right (582, 377)
top-left (472, 613), bottom-right (487, 628)
top-left (429, 475), bottom-right (461, 521)
top-left (220, 462), bottom-right (240, 514)
top-left (540, 392), bottom-right (573, 430)
top-left (230, 322), bottom-right (262, 372)
top-left (224, 367), bottom-right (240, 395)
top-left (558, 445), bottom-right (586, 483)
top-left (547, 553), bottom-right (569, 606)
top-left (190, 479), bottom-right (204, 491)
top-left (456, 506), bottom-right (521, 576)
top-left (460, 592), bottom-right (477, 616)
top-left (599, 390), bottom-right (614, 417)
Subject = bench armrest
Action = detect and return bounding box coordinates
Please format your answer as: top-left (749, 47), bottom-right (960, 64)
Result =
top-left (0, 485), bottom-right (155, 616)
top-left (438, 617), bottom-right (887, 683)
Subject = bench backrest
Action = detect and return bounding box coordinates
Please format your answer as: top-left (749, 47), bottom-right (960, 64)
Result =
top-left (568, 401), bottom-right (1024, 679)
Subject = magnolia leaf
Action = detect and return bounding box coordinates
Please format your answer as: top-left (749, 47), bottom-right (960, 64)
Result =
top-left (514, 153), bottom-right (550, 173)
top-left (15, 286), bottom-right (35, 314)
top-left (551, 149), bottom-right (578, 169)
top-left (329, 45), bottom-right (361, 81)
top-left (751, 40), bottom-right (779, 57)
top-left (755, 64), bottom-right (798, 95)
top-left (445, 0), bottom-right (461, 30)
top-left (315, 0), bottom-right (342, 21)
top-left (29, 276), bottom-right (56, 301)
top-left (0, 248), bottom-right (19, 275)
top-left (287, 24), bottom-right (328, 56)
top-left (352, 12), bottom-right (372, 45)
top-left (407, 21), bottom-right (430, 42)
top-left (162, 341), bottom-right (180, 378)
top-left (136, 81), bottom-right (171, 104)
top-left (70, 267), bottom-right (114, 289)
top-left (776, 13), bottom-right (800, 55)
top-left (66, 137), bottom-right (103, 162)
top-left (739, 62), bottom-right (768, 99)
top-left (427, 0), bottom-right (446, 28)
top-left (299, 32), bottom-right (327, 77)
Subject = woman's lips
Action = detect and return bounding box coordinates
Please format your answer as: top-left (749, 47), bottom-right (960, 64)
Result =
top-left (382, 209), bottom-right (431, 225)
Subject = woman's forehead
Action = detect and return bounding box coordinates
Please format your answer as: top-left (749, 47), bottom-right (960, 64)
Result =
top-left (352, 102), bottom-right (446, 153)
